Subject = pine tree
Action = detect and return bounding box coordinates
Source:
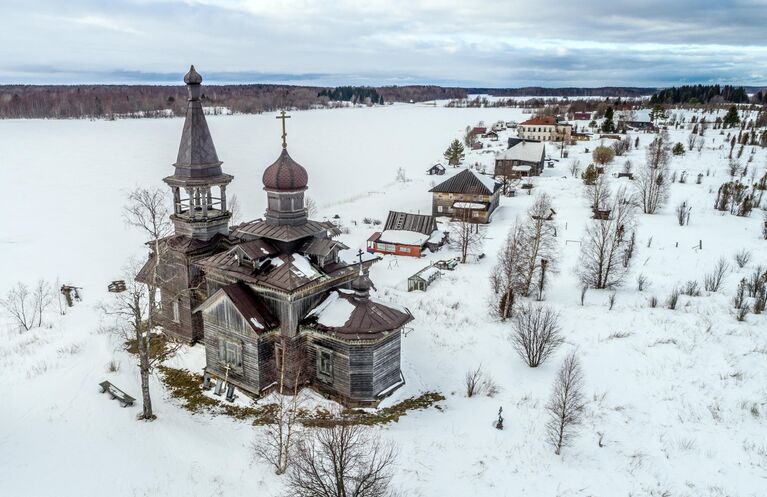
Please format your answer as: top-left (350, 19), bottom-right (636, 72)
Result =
top-left (672, 142), bottom-right (685, 156)
top-left (601, 107), bottom-right (615, 133)
top-left (444, 139), bottom-right (465, 166)
top-left (723, 105), bottom-right (741, 128)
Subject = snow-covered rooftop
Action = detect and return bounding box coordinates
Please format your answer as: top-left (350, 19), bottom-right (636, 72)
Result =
top-left (378, 229), bottom-right (430, 246)
top-left (496, 140), bottom-right (545, 163)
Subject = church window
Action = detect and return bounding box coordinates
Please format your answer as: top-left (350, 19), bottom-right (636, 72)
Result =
top-left (437, 205), bottom-right (443, 213)
top-left (317, 347), bottom-right (333, 380)
top-left (218, 339), bottom-right (242, 368)
top-left (172, 300), bottom-right (180, 323)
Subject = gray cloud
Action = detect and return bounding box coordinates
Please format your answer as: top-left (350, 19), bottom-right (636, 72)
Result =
top-left (1, 0), bottom-right (765, 87)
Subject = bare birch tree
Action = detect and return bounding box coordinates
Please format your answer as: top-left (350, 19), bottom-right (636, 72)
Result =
top-left (121, 187), bottom-right (174, 420)
top-left (636, 134), bottom-right (671, 214)
top-left (101, 259), bottom-right (178, 420)
top-left (585, 172), bottom-right (612, 212)
top-left (254, 337), bottom-right (306, 475)
top-left (545, 351), bottom-right (586, 455)
top-left (578, 187), bottom-right (638, 289)
top-left (490, 222), bottom-right (525, 320)
top-left (287, 420), bottom-right (397, 497)
top-left (510, 303), bottom-right (563, 367)
top-left (1, 280), bottom-right (53, 332)
top-left (450, 211), bottom-right (485, 263)
top-left (519, 193), bottom-right (559, 298)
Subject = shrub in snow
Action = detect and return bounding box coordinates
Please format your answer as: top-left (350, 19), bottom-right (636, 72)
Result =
top-left (510, 303), bottom-right (563, 368)
top-left (287, 421), bottom-right (396, 497)
top-left (636, 274), bottom-right (650, 292)
top-left (465, 365), bottom-right (485, 398)
top-left (0, 279), bottom-right (53, 332)
top-left (592, 146), bottom-right (615, 166)
top-left (666, 287), bottom-right (681, 310)
top-left (703, 258), bottom-right (729, 292)
top-left (733, 249), bottom-right (752, 269)
top-left (732, 278), bottom-right (748, 310)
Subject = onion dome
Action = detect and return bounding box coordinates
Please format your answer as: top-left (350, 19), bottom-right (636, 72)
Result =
top-left (184, 65), bottom-right (203, 85)
top-left (262, 149), bottom-right (309, 192)
top-left (351, 269), bottom-right (374, 301)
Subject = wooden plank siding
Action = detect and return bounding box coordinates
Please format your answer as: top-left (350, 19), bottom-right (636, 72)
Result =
top-left (431, 191), bottom-right (499, 224)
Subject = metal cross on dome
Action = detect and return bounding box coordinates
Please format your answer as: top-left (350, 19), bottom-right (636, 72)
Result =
top-left (276, 110), bottom-right (291, 149)
top-left (356, 249), bottom-right (364, 266)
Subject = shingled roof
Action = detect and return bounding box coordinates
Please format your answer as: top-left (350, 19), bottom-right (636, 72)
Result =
top-left (383, 211), bottom-right (437, 235)
top-left (428, 169), bottom-right (500, 195)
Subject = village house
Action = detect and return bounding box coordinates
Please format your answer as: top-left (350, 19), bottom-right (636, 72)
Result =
top-left (426, 163), bottom-right (446, 175)
top-left (429, 169), bottom-right (501, 224)
top-left (573, 111), bottom-right (593, 121)
top-left (139, 67), bottom-right (412, 406)
top-left (367, 211), bottom-right (445, 258)
top-left (517, 116), bottom-right (573, 142)
top-left (494, 139), bottom-right (546, 178)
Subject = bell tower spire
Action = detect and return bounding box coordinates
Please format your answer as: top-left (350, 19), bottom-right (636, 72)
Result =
top-left (163, 65), bottom-right (233, 240)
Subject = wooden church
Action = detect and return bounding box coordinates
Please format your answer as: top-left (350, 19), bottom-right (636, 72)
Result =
top-left (138, 66), bottom-right (412, 406)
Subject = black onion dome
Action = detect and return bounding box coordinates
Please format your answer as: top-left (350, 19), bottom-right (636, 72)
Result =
top-left (262, 149), bottom-right (309, 191)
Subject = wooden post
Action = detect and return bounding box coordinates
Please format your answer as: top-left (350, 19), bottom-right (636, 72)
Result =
top-left (220, 185), bottom-right (227, 211)
top-left (202, 187), bottom-right (209, 218)
top-left (173, 187), bottom-right (181, 214)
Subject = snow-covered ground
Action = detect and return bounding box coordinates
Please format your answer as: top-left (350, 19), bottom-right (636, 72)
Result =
top-left (1, 103), bottom-right (765, 497)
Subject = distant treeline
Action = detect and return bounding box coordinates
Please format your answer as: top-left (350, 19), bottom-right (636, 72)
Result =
top-left (649, 84), bottom-right (751, 105)
top-left (0, 84), bottom-right (466, 119)
top-left (468, 87), bottom-right (657, 98)
top-left (318, 86), bottom-right (384, 104)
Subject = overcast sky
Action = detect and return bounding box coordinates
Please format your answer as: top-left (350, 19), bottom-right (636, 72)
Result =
top-left (1, 0), bottom-right (766, 87)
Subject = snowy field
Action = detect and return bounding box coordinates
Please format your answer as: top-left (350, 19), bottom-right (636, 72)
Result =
top-left (1, 103), bottom-right (766, 497)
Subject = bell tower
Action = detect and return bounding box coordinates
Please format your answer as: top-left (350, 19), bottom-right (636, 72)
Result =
top-left (164, 65), bottom-right (233, 240)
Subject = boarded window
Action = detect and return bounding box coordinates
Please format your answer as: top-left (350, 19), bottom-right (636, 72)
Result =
top-left (172, 300), bottom-right (180, 323)
top-left (317, 347), bottom-right (333, 381)
top-left (218, 338), bottom-right (242, 368)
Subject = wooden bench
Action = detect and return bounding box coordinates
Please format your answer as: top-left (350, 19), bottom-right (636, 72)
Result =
top-left (99, 380), bottom-right (135, 407)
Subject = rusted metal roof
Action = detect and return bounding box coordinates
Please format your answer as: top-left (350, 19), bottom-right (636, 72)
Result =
top-left (308, 290), bottom-right (413, 340)
top-left (428, 169), bottom-right (500, 195)
top-left (232, 219), bottom-right (330, 242)
top-left (237, 239), bottom-right (278, 260)
top-left (196, 282), bottom-right (279, 333)
top-left (301, 238), bottom-right (349, 257)
top-left (383, 211), bottom-right (436, 235)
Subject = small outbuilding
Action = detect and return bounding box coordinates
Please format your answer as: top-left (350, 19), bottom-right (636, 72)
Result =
top-left (407, 265), bottom-right (441, 292)
top-left (426, 163), bottom-right (446, 175)
top-left (367, 211), bottom-right (446, 257)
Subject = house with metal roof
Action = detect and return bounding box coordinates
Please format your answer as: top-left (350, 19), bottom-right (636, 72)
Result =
top-left (366, 211), bottom-right (446, 258)
top-left (428, 169), bottom-right (502, 224)
top-left (494, 140), bottom-right (546, 178)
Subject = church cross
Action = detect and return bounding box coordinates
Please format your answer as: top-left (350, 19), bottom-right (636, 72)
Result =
top-left (356, 249), bottom-right (364, 274)
top-left (276, 110), bottom-right (291, 149)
